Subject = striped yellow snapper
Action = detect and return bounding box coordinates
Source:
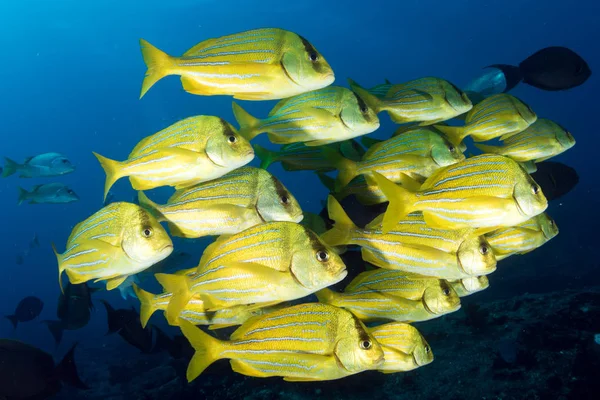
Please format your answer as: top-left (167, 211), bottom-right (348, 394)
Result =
top-left (323, 126), bottom-right (464, 191)
top-left (321, 197), bottom-right (496, 279)
top-left (179, 303), bottom-right (384, 382)
top-left (369, 154), bottom-right (548, 232)
top-left (139, 28), bottom-right (334, 100)
top-left (155, 222), bottom-right (347, 319)
top-left (315, 270), bottom-right (461, 323)
top-left (485, 213), bottom-right (558, 260)
top-left (475, 118), bottom-right (576, 162)
top-left (449, 276), bottom-right (489, 297)
top-left (434, 93), bottom-right (537, 145)
top-left (349, 77), bottom-right (472, 125)
top-left (53, 202), bottom-right (173, 292)
top-left (93, 116), bottom-right (254, 200)
top-left (232, 86), bottom-right (379, 146)
top-left (369, 323), bottom-right (433, 373)
top-left (137, 167), bottom-right (303, 238)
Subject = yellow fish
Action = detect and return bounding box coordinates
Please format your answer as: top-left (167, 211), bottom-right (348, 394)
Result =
top-left (349, 77), bottom-right (472, 125)
top-left (155, 221), bottom-right (347, 321)
top-left (434, 93), bottom-right (537, 145)
top-left (475, 118), bottom-right (576, 163)
top-left (485, 213), bottom-right (558, 260)
top-left (323, 125), bottom-right (465, 190)
top-left (316, 269), bottom-right (461, 323)
top-left (448, 276), bottom-right (489, 297)
top-left (370, 154), bottom-right (548, 232)
top-left (232, 86), bottom-right (379, 146)
top-left (139, 28), bottom-right (334, 100)
top-left (137, 167), bottom-right (303, 238)
top-left (369, 323), bottom-right (434, 373)
top-left (93, 116), bottom-right (254, 200)
top-left (321, 196), bottom-right (496, 279)
top-left (53, 202), bottom-right (173, 292)
top-left (179, 303), bottom-right (384, 382)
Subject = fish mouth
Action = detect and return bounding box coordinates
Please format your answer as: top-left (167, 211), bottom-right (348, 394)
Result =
top-left (292, 213), bottom-right (304, 223)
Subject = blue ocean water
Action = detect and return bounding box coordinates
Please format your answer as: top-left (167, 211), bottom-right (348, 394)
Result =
top-left (1, 0), bottom-right (599, 398)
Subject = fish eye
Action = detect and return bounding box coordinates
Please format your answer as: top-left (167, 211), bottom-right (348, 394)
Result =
top-left (575, 64), bottom-right (583, 75)
top-left (61, 159), bottom-right (69, 164)
top-left (549, 219), bottom-right (555, 226)
top-left (359, 340), bottom-right (372, 350)
top-left (142, 228), bottom-right (153, 238)
top-left (227, 135), bottom-right (237, 143)
top-left (424, 345), bottom-right (430, 354)
top-left (531, 183), bottom-right (540, 195)
top-left (359, 104), bottom-right (368, 113)
top-left (308, 51), bottom-right (319, 62)
top-left (67, 190), bottom-right (74, 194)
top-left (280, 195), bottom-right (289, 204)
top-left (479, 244), bottom-right (489, 255)
top-left (442, 287), bottom-right (451, 296)
top-left (447, 144), bottom-right (456, 152)
top-left (316, 250), bottom-right (329, 262)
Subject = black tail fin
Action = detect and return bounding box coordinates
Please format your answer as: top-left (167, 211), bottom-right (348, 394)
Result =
top-left (485, 64), bottom-right (523, 92)
top-left (100, 300), bottom-right (121, 335)
top-left (43, 320), bottom-right (65, 346)
top-left (5, 314), bottom-right (18, 329)
top-left (153, 326), bottom-right (177, 357)
top-left (55, 343), bottom-right (88, 390)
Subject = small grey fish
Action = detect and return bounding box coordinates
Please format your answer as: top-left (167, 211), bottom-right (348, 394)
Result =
top-left (2, 153), bottom-right (75, 178)
top-left (18, 183), bottom-right (79, 205)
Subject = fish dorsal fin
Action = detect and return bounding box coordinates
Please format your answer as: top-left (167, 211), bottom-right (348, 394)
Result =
top-left (23, 156), bottom-right (34, 164)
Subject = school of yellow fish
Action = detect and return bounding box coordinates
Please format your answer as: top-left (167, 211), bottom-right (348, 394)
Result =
top-left (52, 28), bottom-right (574, 382)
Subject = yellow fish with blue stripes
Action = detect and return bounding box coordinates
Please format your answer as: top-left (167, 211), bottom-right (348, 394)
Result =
top-left (232, 86), bottom-right (380, 146)
top-left (139, 28), bottom-right (334, 100)
top-left (485, 212), bottom-right (558, 260)
top-left (316, 269), bottom-right (461, 323)
top-left (449, 276), bottom-right (489, 297)
top-left (370, 154), bottom-right (548, 232)
top-left (434, 93), bottom-right (537, 145)
top-left (179, 303), bottom-right (384, 382)
top-left (321, 196), bottom-right (496, 279)
top-left (137, 167), bottom-right (303, 238)
top-left (155, 221), bottom-right (347, 321)
top-left (348, 77), bottom-right (472, 125)
top-left (52, 202), bottom-right (173, 293)
top-left (369, 322), bottom-right (434, 373)
top-left (93, 116), bottom-right (254, 200)
top-left (475, 118), bottom-right (576, 163)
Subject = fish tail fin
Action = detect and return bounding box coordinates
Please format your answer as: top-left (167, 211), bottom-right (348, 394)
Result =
top-left (132, 283), bottom-right (159, 329)
top-left (314, 288), bottom-right (341, 306)
top-left (317, 172), bottom-right (336, 192)
top-left (55, 343), bottom-right (88, 389)
top-left (92, 152), bottom-right (124, 202)
top-left (232, 102), bottom-right (261, 140)
top-left (42, 320), bottom-right (64, 346)
top-left (433, 124), bottom-right (467, 147)
top-left (367, 172), bottom-right (417, 233)
top-left (252, 144), bottom-right (277, 169)
top-left (347, 78), bottom-right (384, 113)
top-left (473, 143), bottom-right (501, 155)
top-left (321, 195), bottom-right (357, 247)
top-left (139, 39), bottom-right (174, 99)
top-left (5, 315), bottom-right (18, 329)
top-left (155, 273), bottom-right (192, 325)
top-left (2, 157), bottom-right (19, 177)
top-left (52, 243), bottom-right (66, 294)
top-left (179, 319), bottom-right (227, 382)
top-left (320, 147), bottom-right (358, 191)
top-left (17, 187), bottom-right (29, 205)
top-left (137, 191), bottom-right (165, 222)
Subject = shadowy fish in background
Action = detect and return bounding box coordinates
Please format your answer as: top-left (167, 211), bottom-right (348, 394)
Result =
top-left (5, 296), bottom-right (44, 329)
top-left (43, 283), bottom-right (98, 346)
top-left (465, 46), bottom-right (592, 95)
top-left (16, 253), bottom-right (25, 265)
top-left (29, 234), bottom-right (40, 249)
top-left (139, 28), bottom-right (335, 100)
top-left (101, 300), bottom-right (156, 354)
top-left (0, 340), bottom-right (87, 399)
top-left (17, 183), bottom-right (79, 205)
top-left (1, 153), bottom-right (75, 178)
top-left (530, 161), bottom-right (579, 201)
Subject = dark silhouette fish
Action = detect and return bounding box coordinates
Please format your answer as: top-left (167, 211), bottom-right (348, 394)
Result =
top-left (489, 47), bottom-right (591, 92)
top-left (101, 300), bottom-right (156, 354)
top-left (531, 161), bottom-right (579, 201)
top-left (0, 340), bottom-right (87, 399)
top-left (5, 296), bottom-right (44, 329)
top-left (43, 283), bottom-right (97, 346)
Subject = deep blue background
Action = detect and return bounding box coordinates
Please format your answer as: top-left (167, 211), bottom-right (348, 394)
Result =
top-left (1, 0), bottom-right (598, 357)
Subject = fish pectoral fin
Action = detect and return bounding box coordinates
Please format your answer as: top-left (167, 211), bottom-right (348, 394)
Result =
top-left (283, 377), bottom-right (322, 382)
top-left (180, 77), bottom-right (214, 95)
top-left (233, 92), bottom-right (275, 101)
top-left (105, 276), bottom-right (129, 291)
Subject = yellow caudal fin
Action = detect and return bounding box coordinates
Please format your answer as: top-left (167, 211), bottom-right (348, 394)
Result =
top-left (314, 288), bottom-right (341, 306)
top-left (179, 319), bottom-right (227, 382)
top-left (348, 78), bottom-right (384, 113)
top-left (320, 147), bottom-right (359, 191)
top-left (473, 143), bottom-right (501, 155)
top-left (92, 152), bottom-right (124, 202)
top-left (52, 243), bottom-right (66, 294)
top-left (367, 172), bottom-right (416, 233)
top-left (139, 39), bottom-right (174, 99)
top-left (232, 102), bottom-right (262, 140)
top-left (252, 144), bottom-right (278, 169)
top-left (137, 191), bottom-right (165, 222)
top-left (132, 284), bottom-right (158, 328)
top-left (320, 196), bottom-right (357, 247)
top-left (433, 124), bottom-right (467, 147)
top-left (155, 273), bottom-right (192, 325)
